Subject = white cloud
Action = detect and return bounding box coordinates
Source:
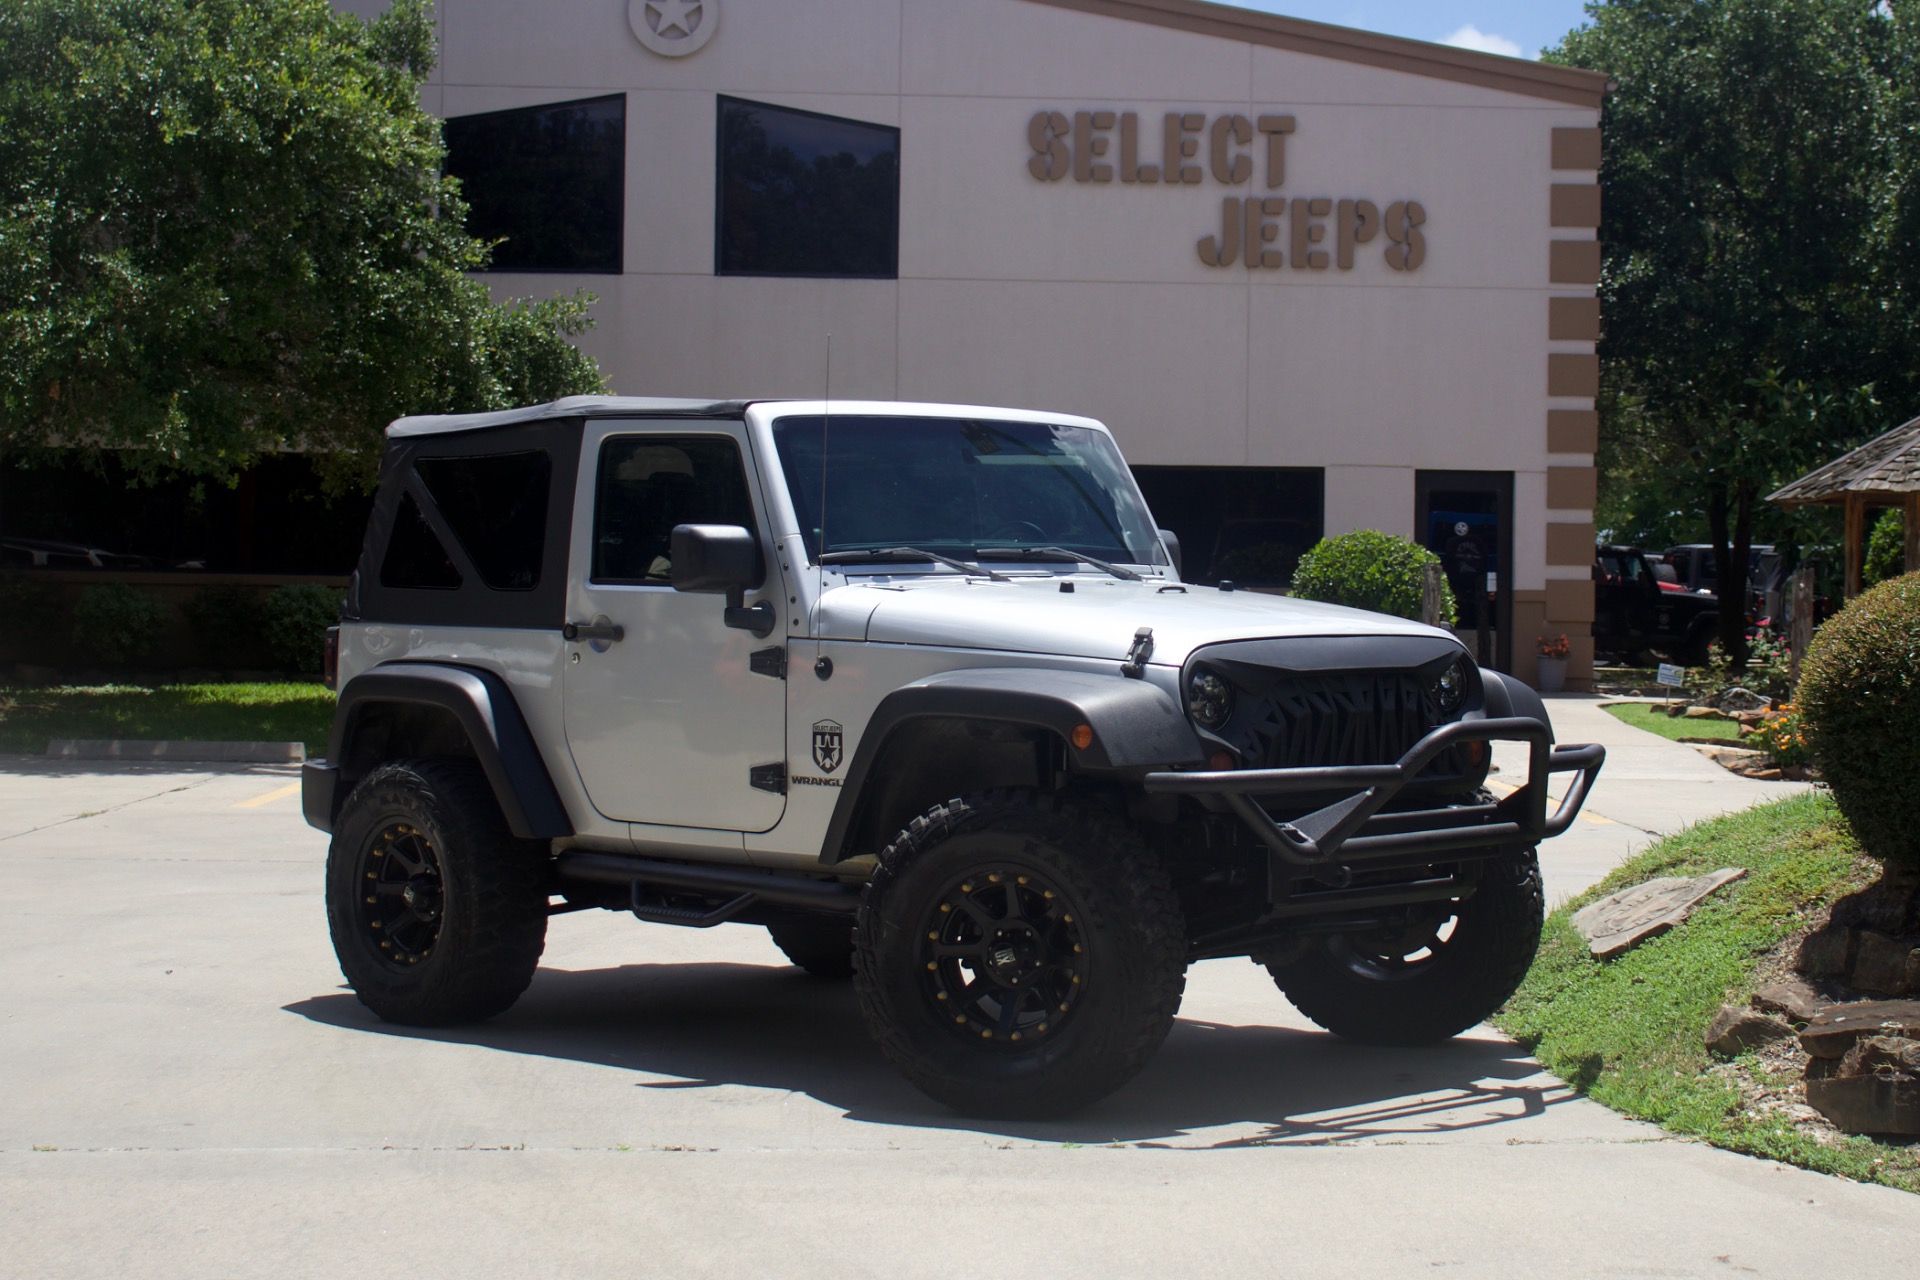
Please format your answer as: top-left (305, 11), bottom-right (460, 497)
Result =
top-left (1441, 24), bottom-right (1528, 59)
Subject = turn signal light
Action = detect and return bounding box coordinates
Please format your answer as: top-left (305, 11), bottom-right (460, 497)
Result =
top-left (1071, 724), bottom-right (1094, 750)
top-left (1209, 751), bottom-right (1236, 770)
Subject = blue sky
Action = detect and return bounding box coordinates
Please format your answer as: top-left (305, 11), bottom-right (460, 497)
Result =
top-left (1222, 1), bottom-right (1596, 60)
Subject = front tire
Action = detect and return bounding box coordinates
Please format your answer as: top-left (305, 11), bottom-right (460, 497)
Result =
top-left (853, 792), bottom-right (1187, 1118)
top-left (1260, 850), bottom-right (1543, 1046)
top-left (325, 758), bottom-right (548, 1026)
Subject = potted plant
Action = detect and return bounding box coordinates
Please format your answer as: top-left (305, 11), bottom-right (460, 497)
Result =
top-left (1536, 633), bottom-right (1570, 693)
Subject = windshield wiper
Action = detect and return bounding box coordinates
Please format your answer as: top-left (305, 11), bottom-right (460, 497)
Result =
top-left (820, 547), bottom-right (1011, 582)
top-left (977, 546), bottom-right (1142, 582)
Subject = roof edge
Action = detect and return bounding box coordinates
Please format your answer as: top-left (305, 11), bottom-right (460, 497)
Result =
top-left (1016, 0), bottom-right (1610, 109)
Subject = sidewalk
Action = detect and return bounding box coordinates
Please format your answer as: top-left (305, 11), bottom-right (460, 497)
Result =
top-left (1492, 694), bottom-right (1813, 905)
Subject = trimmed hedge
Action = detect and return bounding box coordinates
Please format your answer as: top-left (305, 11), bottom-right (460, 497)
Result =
top-left (1290, 529), bottom-right (1457, 624)
top-left (1799, 571), bottom-right (1920, 868)
top-left (259, 584), bottom-right (342, 674)
top-left (70, 581), bottom-right (167, 666)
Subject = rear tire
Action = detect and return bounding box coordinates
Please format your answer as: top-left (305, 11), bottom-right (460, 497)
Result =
top-left (768, 915), bottom-right (856, 979)
top-left (1259, 850), bottom-right (1543, 1046)
top-left (853, 791), bottom-right (1187, 1118)
top-left (326, 758), bottom-right (548, 1026)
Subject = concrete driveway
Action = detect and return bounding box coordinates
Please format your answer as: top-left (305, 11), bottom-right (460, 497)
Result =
top-left (2, 701), bottom-right (1911, 1278)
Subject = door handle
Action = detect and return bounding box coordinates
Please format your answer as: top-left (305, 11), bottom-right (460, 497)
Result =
top-left (563, 621), bottom-right (624, 643)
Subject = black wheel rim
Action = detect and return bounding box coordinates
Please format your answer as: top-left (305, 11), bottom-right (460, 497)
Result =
top-left (1329, 907), bottom-right (1459, 981)
top-left (355, 822), bottom-right (445, 968)
top-left (919, 866), bottom-right (1090, 1045)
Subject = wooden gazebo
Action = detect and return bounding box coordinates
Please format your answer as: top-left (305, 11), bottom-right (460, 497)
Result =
top-left (1767, 414), bottom-right (1920, 598)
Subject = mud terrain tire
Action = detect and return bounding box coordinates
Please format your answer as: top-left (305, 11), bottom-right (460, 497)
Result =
top-left (1261, 850), bottom-right (1543, 1046)
top-left (768, 915), bottom-right (856, 979)
top-left (326, 758), bottom-right (548, 1026)
top-left (853, 791), bottom-right (1187, 1118)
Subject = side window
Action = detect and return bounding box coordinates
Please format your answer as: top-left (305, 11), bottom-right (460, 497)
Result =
top-left (413, 451), bottom-right (551, 591)
top-left (381, 492), bottom-right (463, 590)
top-left (592, 436), bottom-right (755, 584)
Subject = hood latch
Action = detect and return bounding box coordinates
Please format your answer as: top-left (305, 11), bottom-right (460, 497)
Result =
top-left (1120, 627), bottom-right (1154, 679)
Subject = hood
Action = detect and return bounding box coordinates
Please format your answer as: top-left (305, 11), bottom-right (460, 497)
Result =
top-left (815, 573), bottom-right (1460, 668)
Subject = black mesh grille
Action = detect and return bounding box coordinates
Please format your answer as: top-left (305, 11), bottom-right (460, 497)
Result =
top-left (1233, 673), bottom-right (1437, 770)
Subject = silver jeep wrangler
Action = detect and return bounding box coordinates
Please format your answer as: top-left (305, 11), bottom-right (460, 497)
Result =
top-left (303, 396), bottom-right (1603, 1117)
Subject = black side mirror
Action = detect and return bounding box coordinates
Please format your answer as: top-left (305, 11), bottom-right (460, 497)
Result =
top-left (1157, 529), bottom-right (1183, 577)
top-left (670, 524), bottom-right (773, 637)
top-left (670, 524), bottom-right (764, 593)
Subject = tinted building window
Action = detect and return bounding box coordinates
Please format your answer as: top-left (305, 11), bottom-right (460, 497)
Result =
top-left (592, 437), bottom-right (756, 584)
top-left (444, 95), bottom-right (625, 273)
top-left (716, 96), bottom-right (899, 278)
top-left (1131, 467), bottom-right (1325, 587)
top-left (414, 451), bottom-right (552, 590)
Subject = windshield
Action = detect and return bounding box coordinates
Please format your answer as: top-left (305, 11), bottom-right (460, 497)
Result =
top-left (771, 415), bottom-right (1166, 567)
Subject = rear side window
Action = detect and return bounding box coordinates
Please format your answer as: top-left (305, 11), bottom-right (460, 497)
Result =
top-left (413, 451), bottom-right (552, 591)
top-left (380, 492), bottom-right (463, 590)
top-left (592, 437), bottom-right (755, 583)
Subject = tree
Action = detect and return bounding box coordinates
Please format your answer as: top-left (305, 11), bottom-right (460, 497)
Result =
top-left (0, 0), bottom-right (605, 492)
top-left (1550, 0), bottom-right (1917, 664)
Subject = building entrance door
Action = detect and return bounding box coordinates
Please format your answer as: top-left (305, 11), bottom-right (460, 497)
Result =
top-left (1416, 471), bottom-right (1514, 673)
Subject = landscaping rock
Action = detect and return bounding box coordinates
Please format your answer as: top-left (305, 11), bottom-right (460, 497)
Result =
top-left (1571, 868), bottom-right (1748, 959)
top-left (1796, 925), bottom-right (1857, 980)
top-left (1683, 705), bottom-right (1730, 719)
top-left (1848, 931), bottom-right (1920, 998)
top-left (1798, 1000), bottom-right (1920, 1059)
top-left (1797, 870), bottom-right (1920, 993)
top-left (1705, 1004), bottom-right (1794, 1055)
top-left (1804, 1075), bottom-right (1920, 1136)
top-left (1839, 1034), bottom-right (1920, 1077)
top-left (1751, 976), bottom-right (1839, 1023)
top-left (1719, 687), bottom-right (1772, 713)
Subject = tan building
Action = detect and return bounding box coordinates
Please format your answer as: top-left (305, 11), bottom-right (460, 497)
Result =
top-left (340, 0), bottom-right (1608, 686)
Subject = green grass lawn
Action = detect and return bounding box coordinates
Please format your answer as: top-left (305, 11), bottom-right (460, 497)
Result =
top-left (1495, 794), bottom-right (1919, 1192)
top-left (0, 683), bottom-right (336, 754)
top-left (1603, 700), bottom-right (1745, 742)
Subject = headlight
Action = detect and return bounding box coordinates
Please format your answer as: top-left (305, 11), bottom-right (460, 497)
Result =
top-left (1186, 667), bottom-right (1234, 730)
top-left (1432, 656), bottom-right (1469, 716)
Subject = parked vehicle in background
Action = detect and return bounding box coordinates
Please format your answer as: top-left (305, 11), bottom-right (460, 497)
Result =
top-left (1593, 544), bottom-right (1719, 664)
top-left (0, 538), bottom-right (159, 570)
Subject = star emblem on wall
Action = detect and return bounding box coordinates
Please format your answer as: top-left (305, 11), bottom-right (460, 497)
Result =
top-left (628, 0), bottom-right (718, 57)
top-left (647, 0), bottom-right (700, 37)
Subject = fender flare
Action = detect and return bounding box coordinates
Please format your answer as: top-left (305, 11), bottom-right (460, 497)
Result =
top-left (1477, 669), bottom-right (1555, 743)
top-left (818, 667), bottom-right (1205, 863)
top-left (319, 662), bottom-right (573, 839)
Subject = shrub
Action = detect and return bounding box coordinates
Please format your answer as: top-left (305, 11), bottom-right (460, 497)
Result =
top-left (1798, 572), bottom-right (1920, 867)
top-left (181, 585), bottom-right (265, 669)
top-left (1863, 510), bottom-right (1905, 588)
top-left (1290, 530), bottom-right (1457, 624)
top-left (258, 584), bottom-right (342, 673)
top-left (71, 581), bottom-right (168, 666)
top-left (1705, 632), bottom-right (1792, 703)
top-left (0, 574), bottom-right (64, 665)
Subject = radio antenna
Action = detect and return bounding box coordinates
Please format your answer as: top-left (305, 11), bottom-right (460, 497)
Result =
top-left (817, 334), bottom-right (832, 603)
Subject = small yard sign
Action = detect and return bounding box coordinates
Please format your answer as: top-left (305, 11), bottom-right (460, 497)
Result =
top-left (1656, 662), bottom-right (1686, 687)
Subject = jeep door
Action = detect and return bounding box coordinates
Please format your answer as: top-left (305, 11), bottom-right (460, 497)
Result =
top-left (562, 420), bottom-right (787, 831)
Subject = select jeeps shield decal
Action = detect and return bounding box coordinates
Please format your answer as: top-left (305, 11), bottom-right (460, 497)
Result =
top-left (811, 720), bottom-right (844, 774)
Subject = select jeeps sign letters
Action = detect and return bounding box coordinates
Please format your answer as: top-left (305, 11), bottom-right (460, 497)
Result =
top-left (1026, 109), bottom-right (1427, 272)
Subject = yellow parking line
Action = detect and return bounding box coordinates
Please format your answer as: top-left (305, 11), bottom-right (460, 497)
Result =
top-left (1484, 778), bottom-right (1614, 825)
top-left (233, 781), bottom-right (302, 809)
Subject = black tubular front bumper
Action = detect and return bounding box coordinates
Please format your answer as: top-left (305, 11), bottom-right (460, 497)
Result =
top-left (1143, 716), bottom-right (1605, 879)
